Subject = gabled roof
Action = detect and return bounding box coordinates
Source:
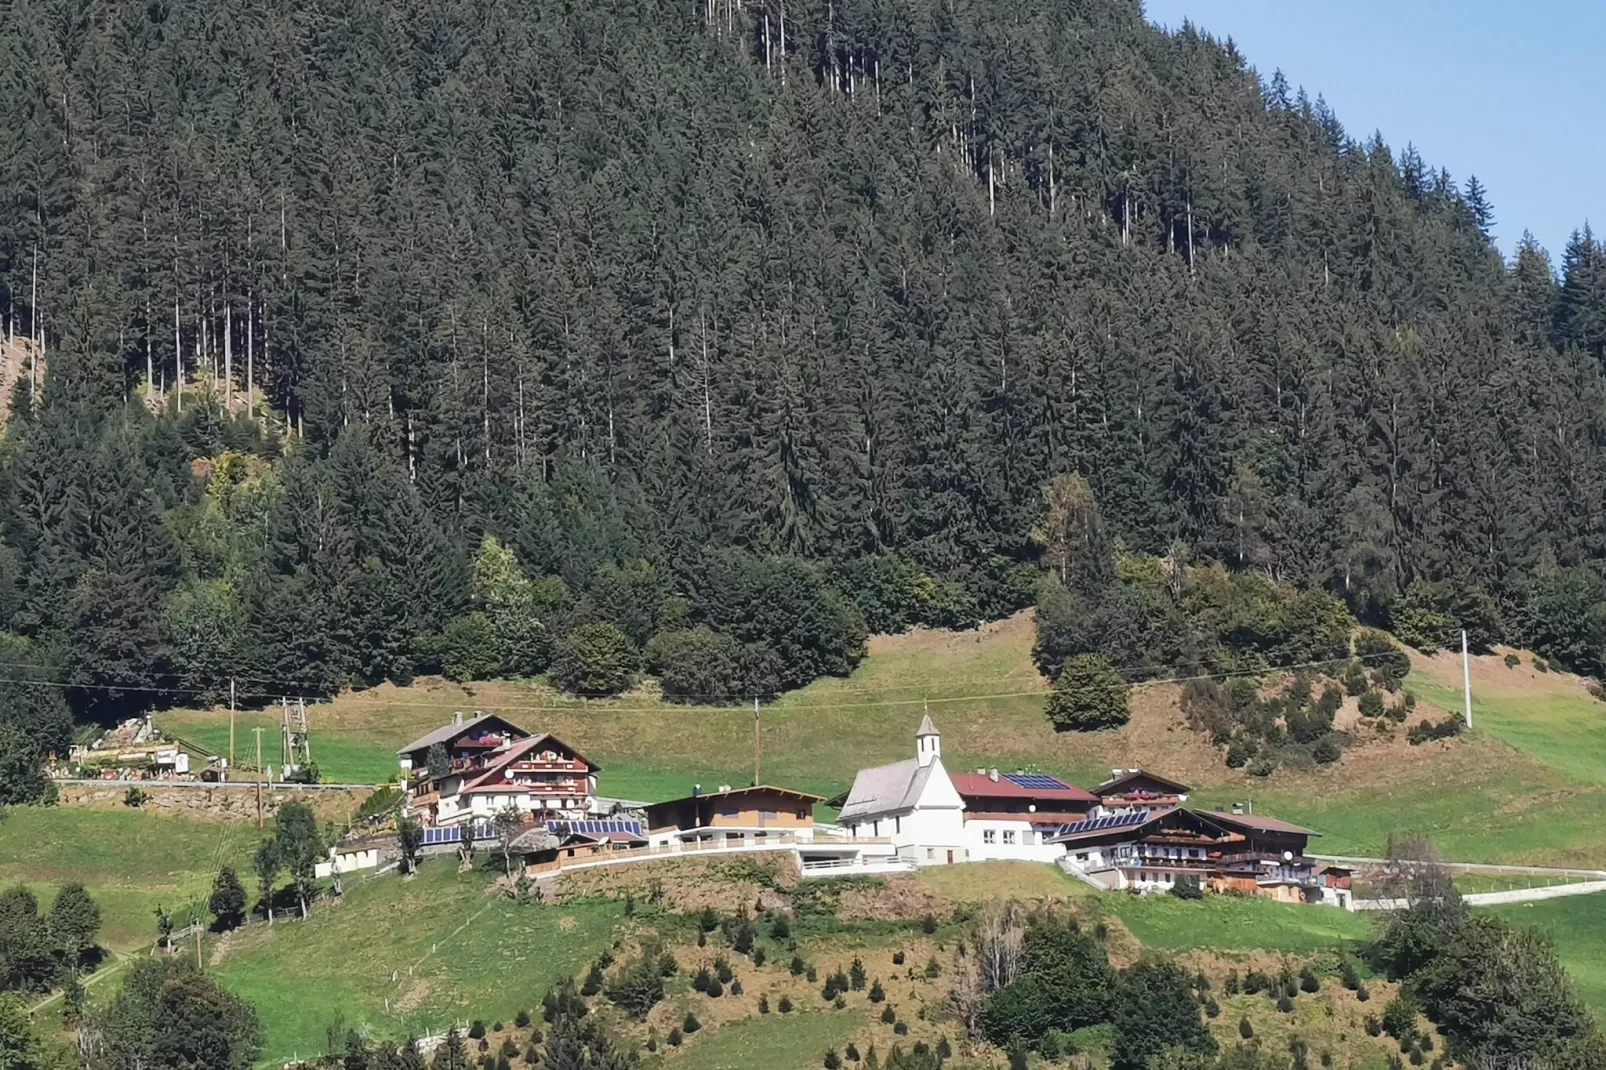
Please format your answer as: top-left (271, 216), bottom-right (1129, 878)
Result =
top-left (1091, 769), bottom-right (1192, 797)
top-left (397, 713), bottom-right (527, 756)
top-left (645, 784), bottom-right (826, 810)
top-left (950, 772), bottom-right (1099, 804)
top-left (1200, 810), bottom-right (1321, 837)
top-left (457, 733), bottom-right (601, 793)
top-left (837, 758), bottom-right (934, 823)
top-left (917, 713), bottom-right (939, 736)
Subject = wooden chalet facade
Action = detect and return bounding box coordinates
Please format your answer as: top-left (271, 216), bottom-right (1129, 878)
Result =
top-left (398, 713), bottom-right (601, 827)
top-left (643, 785), bottom-right (823, 847)
top-left (1048, 805), bottom-right (1349, 908)
top-left (1091, 769), bottom-right (1192, 812)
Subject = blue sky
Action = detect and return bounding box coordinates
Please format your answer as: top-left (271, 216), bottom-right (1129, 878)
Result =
top-left (1142, 0), bottom-right (1604, 262)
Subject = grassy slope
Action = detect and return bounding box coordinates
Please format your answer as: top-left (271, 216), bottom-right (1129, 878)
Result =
top-left (1102, 894), bottom-right (1371, 954)
top-left (213, 861), bottom-right (625, 1062)
top-left (0, 807), bottom-right (263, 951)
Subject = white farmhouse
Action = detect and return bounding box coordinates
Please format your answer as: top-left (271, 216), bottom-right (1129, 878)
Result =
top-left (836, 715), bottom-right (969, 865)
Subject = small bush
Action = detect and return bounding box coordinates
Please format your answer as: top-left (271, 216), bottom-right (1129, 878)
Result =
top-left (924, 957), bottom-right (941, 979)
top-left (468, 1022), bottom-right (486, 1040)
top-left (1205, 998), bottom-right (1220, 1019)
top-left (806, 965), bottom-right (817, 983)
top-left (881, 1006), bottom-right (896, 1024)
top-left (1299, 967), bottom-right (1320, 993)
top-left (1340, 960), bottom-right (1361, 990)
top-left (1239, 1018), bottom-right (1254, 1039)
top-left (833, 995), bottom-right (846, 1010)
top-left (1358, 689), bottom-right (1385, 718)
top-left (706, 978), bottom-right (724, 998)
top-left (893, 1022), bottom-right (908, 1036)
top-left (1535, 657), bottom-right (1550, 673)
top-left (696, 931), bottom-right (706, 947)
top-left (1357, 984), bottom-right (1371, 1002)
top-left (846, 1042), bottom-right (860, 1062)
top-left (778, 995), bottom-right (793, 1014)
top-left (514, 1010), bottom-right (530, 1028)
top-left (920, 914), bottom-right (938, 934)
top-left (682, 1012), bottom-right (701, 1035)
top-left (824, 1050), bottom-right (842, 1070)
top-left (758, 995), bottom-right (769, 1015)
top-left (1366, 1015), bottom-right (1383, 1037)
top-left (1277, 994), bottom-right (1294, 1013)
top-left (770, 915), bottom-right (791, 939)
top-left (868, 980), bottom-right (885, 1003)
top-left (752, 946), bottom-right (766, 967)
top-left (790, 954), bottom-right (806, 976)
top-left (731, 979), bottom-right (743, 996)
top-left (715, 956), bottom-right (734, 983)
top-left (1169, 875), bottom-right (1204, 900)
top-left (849, 958), bottom-right (867, 990)
top-left (692, 966), bottom-right (712, 993)
top-left (667, 1028), bottom-right (682, 1047)
top-left (1249, 757), bottom-right (1276, 778)
top-left (892, 951), bottom-right (905, 966)
top-left (1504, 653), bottom-right (1520, 668)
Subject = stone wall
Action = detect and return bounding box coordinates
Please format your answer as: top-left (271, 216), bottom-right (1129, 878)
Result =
top-left (58, 782), bottom-right (372, 823)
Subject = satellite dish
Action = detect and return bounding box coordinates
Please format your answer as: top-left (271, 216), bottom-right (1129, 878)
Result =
top-left (505, 769), bottom-right (515, 780)
top-left (1028, 804), bottom-right (1036, 813)
top-left (1283, 850), bottom-right (1294, 862)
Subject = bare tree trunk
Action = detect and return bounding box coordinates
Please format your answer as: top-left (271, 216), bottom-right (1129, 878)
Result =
top-left (223, 299), bottom-right (233, 413)
top-left (174, 291), bottom-right (184, 414)
top-left (246, 288), bottom-right (254, 417)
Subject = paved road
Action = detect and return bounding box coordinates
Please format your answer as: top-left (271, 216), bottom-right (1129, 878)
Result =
top-left (1310, 853), bottom-right (1606, 879)
top-left (1355, 879), bottom-right (1606, 911)
top-left (55, 777), bottom-right (378, 790)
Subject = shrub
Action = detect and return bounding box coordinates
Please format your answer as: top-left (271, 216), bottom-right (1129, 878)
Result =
top-left (1366, 1015), bottom-right (1383, 1037)
top-left (1168, 875), bottom-right (1204, 900)
top-left (1504, 653), bottom-right (1520, 668)
top-left (1358, 689), bottom-right (1385, 718)
top-left (647, 626), bottom-right (747, 704)
top-left (580, 962), bottom-right (605, 997)
top-left (846, 1042), bottom-right (860, 1061)
top-left (752, 946), bottom-right (766, 967)
top-left (715, 956), bottom-right (734, 983)
top-left (731, 979), bottom-right (743, 996)
top-left (123, 786), bottom-right (149, 808)
top-left (1046, 654), bottom-right (1131, 731)
top-left (790, 954), bottom-right (806, 976)
top-left (892, 951), bottom-right (905, 966)
top-left (770, 915), bottom-right (791, 939)
top-left (880, 1006), bottom-right (896, 1024)
top-left (758, 995), bottom-right (769, 1014)
top-left (682, 1012), bottom-right (701, 1035)
top-left (698, 905), bottom-right (720, 932)
top-left (1312, 735), bottom-right (1342, 764)
top-left (1382, 993), bottom-right (1420, 1045)
top-left (1205, 998), bottom-right (1220, 1018)
top-left (706, 978), bottom-right (724, 998)
top-left (924, 957), bottom-right (941, 979)
top-left (1239, 1018), bottom-right (1254, 1039)
top-left (1534, 656), bottom-right (1550, 673)
top-left (1357, 984), bottom-right (1370, 1002)
top-left (1243, 970), bottom-right (1270, 994)
top-left (667, 1028), bottom-right (682, 1047)
top-left (551, 622), bottom-right (640, 696)
top-left (606, 950), bottom-right (667, 1020)
top-left (806, 965), bottom-right (817, 982)
top-left (920, 914), bottom-right (938, 934)
top-left (822, 978), bottom-right (840, 1001)
top-left (868, 980), bottom-right (885, 1003)
top-left (692, 966), bottom-right (712, 993)
top-left (778, 995), bottom-right (793, 1014)
top-left (1249, 757), bottom-right (1275, 777)
top-left (468, 1022), bottom-right (486, 1040)
top-left (1277, 994), bottom-right (1294, 1013)
top-left (893, 1022), bottom-right (908, 1036)
top-left (824, 1050), bottom-right (842, 1070)
top-left (1299, 967), bottom-right (1320, 993)
top-left (833, 995), bottom-right (846, 1010)
top-left (1407, 714), bottom-right (1464, 745)
top-left (1340, 960), bottom-right (1361, 990)
top-left (1224, 737), bottom-right (1255, 768)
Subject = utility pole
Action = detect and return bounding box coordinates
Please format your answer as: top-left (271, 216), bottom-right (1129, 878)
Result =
top-left (753, 697), bottom-right (761, 786)
top-left (1461, 630), bottom-right (1474, 729)
top-left (195, 918), bottom-right (203, 968)
top-left (254, 727), bottom-right (264, 829)
top-left (228, 677), bottom-right (236, 778)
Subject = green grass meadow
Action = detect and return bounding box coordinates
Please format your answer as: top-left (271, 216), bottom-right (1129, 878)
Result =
top-left (1103, 893), bottom-right (1372, 954)
top-left (0, 806), bottom-right (263, 951)
top-left (649, 1012), bottom-right (861, 1070)
top-left (213, 861), bottom-right (626, 1063)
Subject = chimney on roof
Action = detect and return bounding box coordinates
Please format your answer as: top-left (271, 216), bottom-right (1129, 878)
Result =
top-left (1128, 768), bottom-right (1141, 775)
top-left (453, 711), bottom-right (463, 725)
top-left (989, 768), bottom-right (999, 782)
top-left (977, 768), bottom-right (986, 776)
top-left (717, 784), bottom-right (732, 793)
top-left (1110, 768), bottom-right (1123, 779)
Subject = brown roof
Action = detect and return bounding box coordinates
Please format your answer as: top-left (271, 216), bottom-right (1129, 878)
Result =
top-left (397, 713), bottom-right (529, 757)
top-left (1202, 810), bottom-right (1321, 837)
top-left (458, 733), bottom-right (601, 793)
top-left (1092, 769), bottom-right (1192, 796)
top-left (647, 784), bottom-right (825, 809)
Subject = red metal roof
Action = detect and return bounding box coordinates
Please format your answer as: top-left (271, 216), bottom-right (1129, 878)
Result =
top-left (458, 734), bottom-right (600, 793)
top-left (950, 773), bottom-right (1099, 804)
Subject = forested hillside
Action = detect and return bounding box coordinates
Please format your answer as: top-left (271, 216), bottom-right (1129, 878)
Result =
top-left (4, 0), bottom-right (1606, 735)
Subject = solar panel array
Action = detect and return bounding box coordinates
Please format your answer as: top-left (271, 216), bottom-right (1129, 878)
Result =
top-left (1051, 808), bottom-right (1151, 839)
top-left (421, 821), bottom-right (494, 845)
top-left (1002, 772), bottom-right (1071, 791)
top-left (547, 818), bottom-right (644, 837)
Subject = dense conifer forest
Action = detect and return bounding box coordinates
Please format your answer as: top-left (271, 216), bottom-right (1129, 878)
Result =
top-left (5, 0), bottom-right (1606, 740)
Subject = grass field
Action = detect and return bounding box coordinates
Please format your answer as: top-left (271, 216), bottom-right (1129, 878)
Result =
top-left (1488, 892), bottom-right (1606, 1017)
top-left (1102, 893), bottom-right (1372, 954)
top-left (0, 806), bottom-right (263, 952)
top-left (647, 1012), bottom-right (862, 1070)
top-left (213, 861), bottom-right (626, 1063)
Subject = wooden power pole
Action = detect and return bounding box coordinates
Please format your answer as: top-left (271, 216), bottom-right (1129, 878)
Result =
top-left (254, 727), bottom-right (264, 829)
top-left (753, 697), bottom-right (761, 785)
top-left (228, 677), bottom-right (236, 777)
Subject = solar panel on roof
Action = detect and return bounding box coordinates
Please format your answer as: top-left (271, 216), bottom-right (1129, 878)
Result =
top-left (1002, 772), bottom-right (1069, 790)
top-left (1050, 808), bottom-right (1151, 839)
